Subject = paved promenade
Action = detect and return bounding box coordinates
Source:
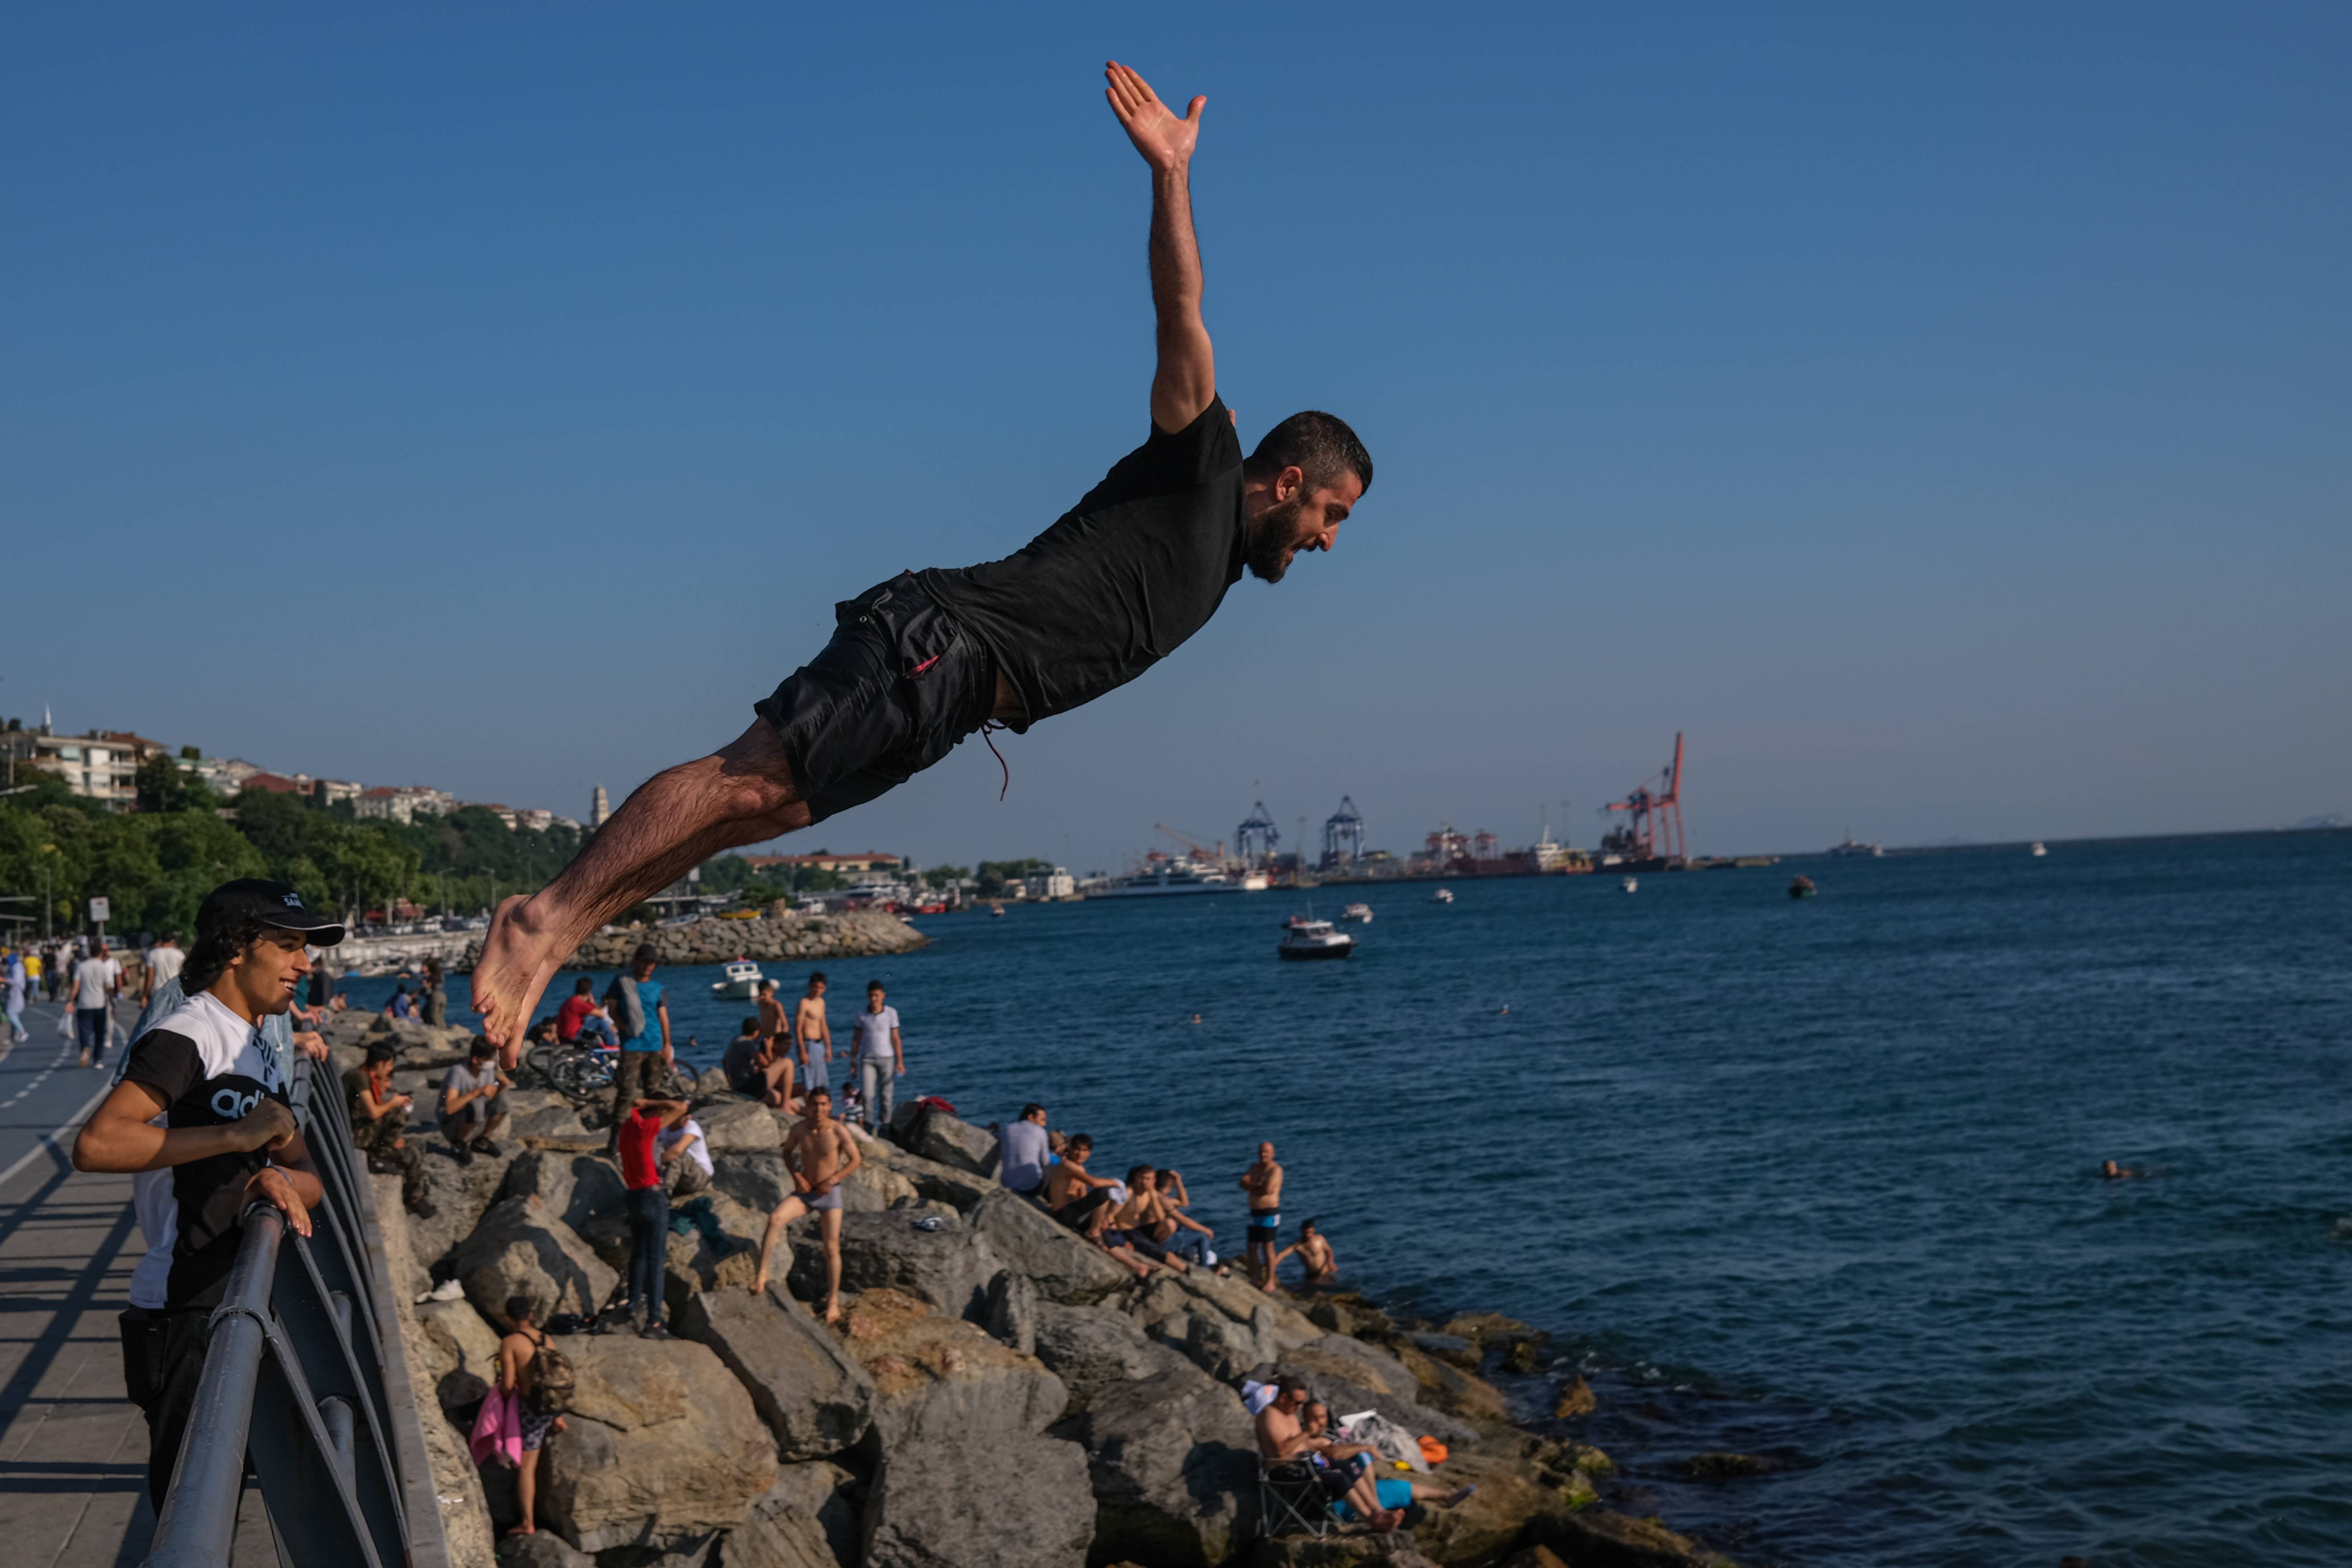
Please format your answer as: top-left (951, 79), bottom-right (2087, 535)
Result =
top-left (0, 998), bottom-right (273, 1566)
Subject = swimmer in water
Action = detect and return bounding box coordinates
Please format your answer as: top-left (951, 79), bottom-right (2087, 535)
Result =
top-left (2100, 1160), bottom-right (2145, 1179)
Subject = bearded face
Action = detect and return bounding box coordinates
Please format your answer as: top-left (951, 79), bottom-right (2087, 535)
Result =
top-left (1245, 496), bottom-right (1309, 582)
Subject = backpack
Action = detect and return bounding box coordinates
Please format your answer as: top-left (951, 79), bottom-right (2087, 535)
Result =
top-left (527, 1334), bottom-right (576, 1416)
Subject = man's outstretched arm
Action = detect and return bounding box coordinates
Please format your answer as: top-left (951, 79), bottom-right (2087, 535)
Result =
top-left (1104, 61), bottom-right (1214, 433)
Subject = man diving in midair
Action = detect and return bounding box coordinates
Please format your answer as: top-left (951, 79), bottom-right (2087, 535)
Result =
top-left (473, 61), bottom-right (1374, 1055)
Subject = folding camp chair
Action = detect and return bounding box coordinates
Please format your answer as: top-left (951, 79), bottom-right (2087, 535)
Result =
top-left (1256, 1455), bottom-right (1341, 1539)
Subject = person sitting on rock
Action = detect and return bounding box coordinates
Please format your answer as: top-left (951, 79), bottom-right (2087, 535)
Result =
top-left (1109, 1166), bottom-right (1189, 1273)
top-left (344, 1042), bottom-right (435, 1218)
top-left (498, 1295), bottom-right (568, 1537)
top-left (1256, 1378), bottom-right (1471, 1533)
top-left (1300, 1400), bottom-right (1472, 1518)
top-left (1273, 1217), bottom-right (1338, 1288)
top-left (1141, 1166), bottom-right (1217, 1268)
top-left (751, 1086), bottom-right (863, 1323)
top-left (657, 1112), bottom-right (713, 1199)
top-left (726, 1008), bottom-right (795, 1108)
top-left (439, 1036), bottom-right (511, 1165)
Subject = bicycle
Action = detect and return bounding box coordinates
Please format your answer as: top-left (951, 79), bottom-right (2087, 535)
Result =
top-left (524, 1042), bottom-right (695, 1106)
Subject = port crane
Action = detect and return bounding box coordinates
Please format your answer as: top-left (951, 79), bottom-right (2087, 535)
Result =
top-left (1153, 823), bottom-right (1226, 866)
top-left (1322, 796), bottom-right (1366, 869)
top-left (1600, 733), bottom-right (1686, 864)
top-left (1236, 802), bottom-right (1281, 866)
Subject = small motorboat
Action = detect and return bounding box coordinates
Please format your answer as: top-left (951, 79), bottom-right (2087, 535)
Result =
top-left (2030, 841), bottom-right (2047, 858)
top-left (1620, 876), bottom-right (1639, 893)
top-left (711, 958), bottom-right (764, 999)
top-left (989, 901), bottom-right (1006, 918)
top-left (1430, 887), bottom-right (1455, 904)
top-left (1278, 919), bottom-right (1356, 961)
top-left (1339, 902), bottom-right (1373, 924)
top-left (1788, 875), bottom-right (1817, 900)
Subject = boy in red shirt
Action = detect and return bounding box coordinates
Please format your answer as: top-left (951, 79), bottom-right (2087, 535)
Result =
top-left (616, 1096), bottom-right (691, 1338)
top-left (555, 978), bottom-right (598, 1044)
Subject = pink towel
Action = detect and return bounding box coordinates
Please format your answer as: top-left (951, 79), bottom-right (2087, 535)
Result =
top-left (469, 1382), bottom-right (521, 1469)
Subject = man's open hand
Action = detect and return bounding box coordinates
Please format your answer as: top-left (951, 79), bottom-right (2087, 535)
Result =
top-left (1105, 61), bottom-right (1202, 172)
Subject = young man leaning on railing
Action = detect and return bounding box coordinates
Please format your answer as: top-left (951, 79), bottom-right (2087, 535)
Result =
top-left (72, 877), bottom-right (346, 1506)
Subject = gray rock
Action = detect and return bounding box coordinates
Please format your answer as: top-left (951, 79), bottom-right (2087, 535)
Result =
top-left (1050, 1365), bottom-right (1256, 1568)
top-left (907, 1110), bottom-right (999, 1178)
top-left (678, 1284), bottom-right (875, 1461)
top-left (697, 1097), bottom-right (786, 1153)
top-left (712, 1151), bottom-right (796, 1215)
top-left (1129, 1272), bottom-right (1316, 1383)
top-left (863, 1141), bottom-right (997, 1213)
top-left (501, 1149), bottom-right (633, 1264)
top-left (1030, 1300), bottom-right (1196, 1414)
top-left (980, 1268), bottom-right (1038, 1356)
top-left (1264, 1334), bottom-right (1479, 1449)
top-left (837, 1288), bottom-right (1069, 1449)
top-left (726, 1461), bottom-right (859, 1568)
top-left (406, 1141), bottom-right (522, 1287)
top-left (445, 1195), bottom-right (619, 1323)
top-left (966, 1189), bottom-right (1133, 1305)
top-left (498, 1528), bottom-right (596, 1567)
top-left (413, 1296), bottom-right (503, 1386)
top-left (503, 1088), bottom-right (593, 1141)
top-left (537, 1335), bottom-right (778, 1554)
top-left (693, 1066), bottom-right (733, 1099)
top-left (786, 1211), bottom-right (1002, 1322)
top-left (862, 1432), bottom-right (1092, 1568)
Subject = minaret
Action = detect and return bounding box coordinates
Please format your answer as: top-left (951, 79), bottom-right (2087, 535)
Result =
top-left (591, 784), bottom-right (611, 829)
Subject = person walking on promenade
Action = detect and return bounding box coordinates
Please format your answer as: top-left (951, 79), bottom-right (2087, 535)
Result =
top-left (69, 877), bottom-right (343, 1506)
top-left (795, 972), bottom-right (833, 1099)
top-left (4, 948), bottom-right (27, 1045)
top-left (345, 1041), bottom-right (436, 1216)
top-left (605, 944), bottom-right (672, 1129)
top-left (141, 931), bottom-right (185, 1006)
top-left (752, 1086), bottom-right (863, 1323)
top-left (616, 1095), bottom-right (691, 1337)
top-left (1240, 1140), bottom-right (1285, 1290)
top-left (852, 979), bottom-right (904, 1133)
top-left (466, 59), bottom-right (1373, 1052)
top-left (73, 938), bottom-right (124, 1069)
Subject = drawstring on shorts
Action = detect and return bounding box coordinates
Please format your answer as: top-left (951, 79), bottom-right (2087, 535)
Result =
top-left (979, 721), bottom-right (1011, 801)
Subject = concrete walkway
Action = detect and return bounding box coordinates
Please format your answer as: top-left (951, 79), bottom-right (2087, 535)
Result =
top-left (0, 999), bottom-right (274, 1567)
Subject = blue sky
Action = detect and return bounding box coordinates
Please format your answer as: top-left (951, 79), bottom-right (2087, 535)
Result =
top-left (4, 4), bottom-right (2345, 869)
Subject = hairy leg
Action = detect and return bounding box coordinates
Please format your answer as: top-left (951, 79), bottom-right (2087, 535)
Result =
top-left (474, 720), bottom-right (812, 1054)
top-left (751, 1195), bottom-right (809, 1293)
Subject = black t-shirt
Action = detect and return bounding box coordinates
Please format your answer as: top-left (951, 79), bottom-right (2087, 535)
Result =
top-left (920, 396), bottom-right (1246, 730)
top-left (123, 993), bottom-right (293, 1310)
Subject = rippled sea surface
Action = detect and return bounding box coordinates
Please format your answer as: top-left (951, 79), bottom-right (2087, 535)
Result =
top-left (389, 831), bottom-right (2352, 1567)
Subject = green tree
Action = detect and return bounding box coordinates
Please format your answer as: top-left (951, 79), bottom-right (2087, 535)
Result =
top-left (923, 864), bottom-right (971, 889)
top-left (975, 858), bottom-right (1053, 896)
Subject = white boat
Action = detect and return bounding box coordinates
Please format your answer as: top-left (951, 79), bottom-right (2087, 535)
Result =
top-left (711, 958), bottom-right (764, 1000)
top-left (1240, 872), bottom-right (1270, 892)
top-left (1095, 859), bottom-right (1236, 897)
top-left (1339, 902), bottom-right (1372, 924)
top-left (1430, 887), bottom-right (1454, 904)
top-left (1620, 876), bottom-right (1639, 893)
top-left (1826, 838), bottom-right (1884, 858)
top-left (1277, 919), bottom-right (1355, 961)
top-left (2030, 841), bottom-right (2047, 858)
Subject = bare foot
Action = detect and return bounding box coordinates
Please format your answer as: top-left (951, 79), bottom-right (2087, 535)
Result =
top-left (1439, 1486), bottom-right (1476, 1509)
top-left (471, 894), bottom-right (571, 1056)
top-left (750, 1272), bottom-right (770, 1294)
top-left (503, 1524), bottom-right (536, 1536)
top-left (822, 1299), bottom-right (841, 1325)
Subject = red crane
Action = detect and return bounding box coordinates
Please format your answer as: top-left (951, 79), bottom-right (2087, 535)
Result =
top-left (1601, 733), bottom-right (1686, 864)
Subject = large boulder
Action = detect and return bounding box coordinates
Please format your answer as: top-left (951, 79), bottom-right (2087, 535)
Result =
top-left (838, 1288), bottom-right (1069, 1447)
top-left (538, 1335), bottom-right (779, 1554)
top-left (1387, 1338), bottom-right (1511, 1426)
top-left (413, 1295), bottom-right (503, 1386)
top-left (502, 1148), bottom-right (633, 1263)
top-left (1050, 1364), bottom-right (1256, 1568)
top-left (500, 1532), bottom-right (596, 1568)
top-left (445, 1195), bottom-right (619, 1323)
top-left (713, 1151), bottom-right (797, 1215)
top-left (981, 1268), bottom-right (1038, 1355)
top-left (679, 1284), bottom-right (875, 1461)
top-left (1129, 1273), bottom-right (1318, 1383)
top-left (787, 1210), bottom-right (1003, 1321)
top-left (405, 1142), bottom-right (520, 1288)
top-left (696, 1096), bottom-right (786, 1153)
top-left (1525, 1506), bottom-right (1735, 1568)
top-left (842, 1155), bottom-right (920, 1212)
top-left (906, 1110), bottom-right (1000, 1177)
top-left (502, 1087), bottom-right (593, 1141)
top-left (727, 1461), bottom-right (860, 1568)
top-left (967, 1189), bottom-right (1134, 1305)
top-left (860, 1140), bottom-right (998, 1213)
top-left (863, 1431), bottom-right (1093, 1568)
top-left (1030, 1300), bottom-right (1197, 1414)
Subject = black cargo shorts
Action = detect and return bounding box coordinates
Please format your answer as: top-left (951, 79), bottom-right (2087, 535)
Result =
top-left (752, 572), bottom-right (997, 825)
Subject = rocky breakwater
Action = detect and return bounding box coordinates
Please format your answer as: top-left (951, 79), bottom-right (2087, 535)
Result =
top-left (455, 909), bottom-right (928, 975)
top-left (327, 1002), bottom-right (1736, 1568)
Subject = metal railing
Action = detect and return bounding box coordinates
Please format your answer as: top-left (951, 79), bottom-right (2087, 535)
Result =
top-left (144, 1054), bottom-right (450, 1567)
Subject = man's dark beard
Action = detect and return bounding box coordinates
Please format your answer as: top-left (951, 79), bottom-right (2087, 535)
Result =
top-left (1245, 498), bottom-right (1304, 583)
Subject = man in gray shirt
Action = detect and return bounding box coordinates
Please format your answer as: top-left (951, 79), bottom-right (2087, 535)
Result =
top-left (998, 1103), bottom-right (1051, 1195)
top-left (440, 1037), bottom-right (510, 1165)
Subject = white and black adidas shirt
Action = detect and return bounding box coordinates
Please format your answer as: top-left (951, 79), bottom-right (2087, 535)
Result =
top-left (122, 990), bottom-right (295, 1310)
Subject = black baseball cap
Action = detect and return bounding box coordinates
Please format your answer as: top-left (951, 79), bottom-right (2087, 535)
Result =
top-left (197, 879), bottom-right (349, 947)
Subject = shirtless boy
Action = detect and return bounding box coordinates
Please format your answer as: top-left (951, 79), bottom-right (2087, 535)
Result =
top-left (1240, 1140), bottom-right (1285, 1288)
top-left (752, 1086), bottom-right (862, 1322)
top-left (1108, 1166), bottom-right (1187, 1274)
top-left (498, 1296), bottom-right (568, 1537)
top-left (795, 973), bottom-right (834, 1098)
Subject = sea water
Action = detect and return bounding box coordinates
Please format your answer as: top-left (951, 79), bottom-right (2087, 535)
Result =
top-left (361, 831), bottom-right (2352, 1567)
